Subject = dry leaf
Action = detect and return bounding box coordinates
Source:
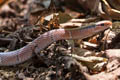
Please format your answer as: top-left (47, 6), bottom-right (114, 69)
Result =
top-left (105, 49), bottom-right (120, 59)
top-left (101, 0), bottom-right (120, 20)
top-left (67, 54), bottom-right (108, 72)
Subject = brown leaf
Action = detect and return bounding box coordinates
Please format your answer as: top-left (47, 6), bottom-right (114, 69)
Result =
top-left (102, 0), bottom-right (120, 20)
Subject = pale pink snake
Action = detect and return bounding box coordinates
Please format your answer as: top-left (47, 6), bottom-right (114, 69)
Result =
top-left (0, 20), bottom-right (112, 66)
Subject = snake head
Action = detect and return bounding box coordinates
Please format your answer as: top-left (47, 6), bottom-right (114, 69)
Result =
top-left (96, 20), bottom-right (112, 28)
top-left (94, 20), bottom-right (112, 33)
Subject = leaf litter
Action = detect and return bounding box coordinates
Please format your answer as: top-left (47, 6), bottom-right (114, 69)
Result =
top-left (0, 0), bottom-right (120, 80)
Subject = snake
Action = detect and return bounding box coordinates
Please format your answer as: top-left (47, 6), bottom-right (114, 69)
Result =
top-left (0, 20), bottom-right (112, 66)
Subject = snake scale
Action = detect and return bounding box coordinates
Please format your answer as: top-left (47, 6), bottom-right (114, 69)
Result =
top-left (0, 20), bottom-right (112, 66)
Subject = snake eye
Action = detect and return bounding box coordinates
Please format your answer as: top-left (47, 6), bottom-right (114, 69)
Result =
top-left (100, 23), bottom-right (104, 26)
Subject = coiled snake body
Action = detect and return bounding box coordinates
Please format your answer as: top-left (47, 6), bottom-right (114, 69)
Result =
top-left (0, 20), bottom-right (112, 66)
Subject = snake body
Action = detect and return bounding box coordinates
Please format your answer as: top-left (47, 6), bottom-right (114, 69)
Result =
top-left (0, 20), bottom-right (112, 66)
